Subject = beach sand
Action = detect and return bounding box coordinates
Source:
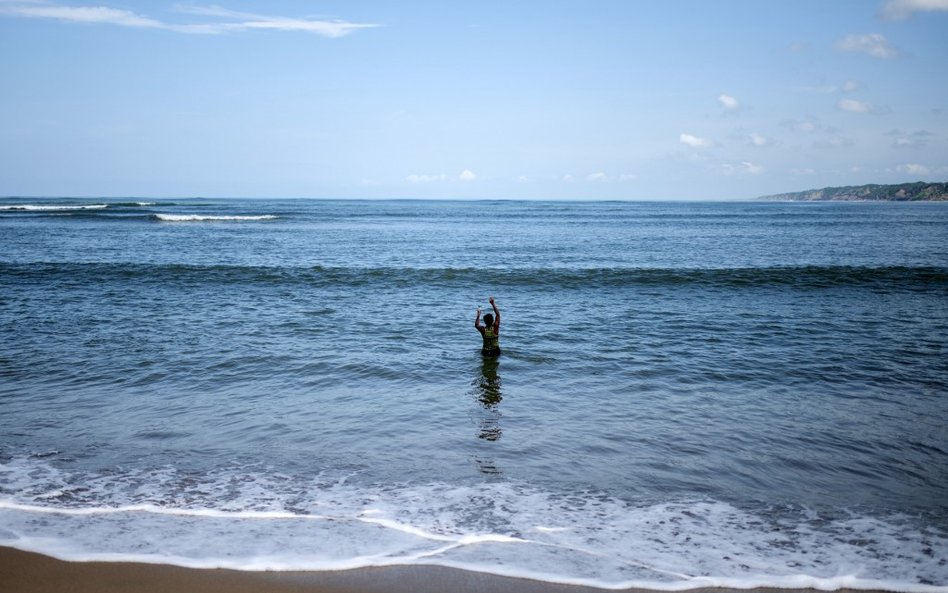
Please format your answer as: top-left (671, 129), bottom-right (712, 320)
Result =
top-left (0, 546), bottom-right (895, 593)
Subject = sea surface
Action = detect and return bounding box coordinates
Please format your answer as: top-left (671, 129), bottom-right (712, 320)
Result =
top-left (0, 198), bottom-right (946, 591)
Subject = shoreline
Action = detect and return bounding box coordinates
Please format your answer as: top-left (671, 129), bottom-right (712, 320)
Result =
top-left (0, 546), bottom-right (903, 593)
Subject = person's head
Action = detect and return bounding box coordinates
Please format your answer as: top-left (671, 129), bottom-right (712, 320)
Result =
top-left (483, 313), bottom-right (494, 327)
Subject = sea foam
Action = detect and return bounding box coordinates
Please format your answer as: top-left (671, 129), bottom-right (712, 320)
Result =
top-left (0, 457), bottom-right (945, 592)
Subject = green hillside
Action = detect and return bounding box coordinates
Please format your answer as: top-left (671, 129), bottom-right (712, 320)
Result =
top-left (759, 182), bottom-right (948, 201)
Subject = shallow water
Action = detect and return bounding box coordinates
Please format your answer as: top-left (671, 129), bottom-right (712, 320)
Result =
top-left (1, 198), bottom-right (946, 590)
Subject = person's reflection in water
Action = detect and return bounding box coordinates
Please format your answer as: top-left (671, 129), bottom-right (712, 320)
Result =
top-left (473, 355), bottom-right (503, 442)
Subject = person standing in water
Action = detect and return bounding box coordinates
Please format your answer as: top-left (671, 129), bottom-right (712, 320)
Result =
top-left (475, 297), bottom-right (501, 356)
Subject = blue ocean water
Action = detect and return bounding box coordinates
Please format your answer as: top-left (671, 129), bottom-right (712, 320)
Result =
top-left (0, 198), bottom-right (946, 590)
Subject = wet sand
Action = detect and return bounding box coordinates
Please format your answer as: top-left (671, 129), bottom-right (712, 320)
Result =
top-left (0, 546), bottom-right (611, 593)
top-left (0, 546), bottom-right (893, 593)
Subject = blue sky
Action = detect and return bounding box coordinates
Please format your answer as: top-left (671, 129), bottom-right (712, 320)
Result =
top-left (1, 0), bottom-right (946, 199)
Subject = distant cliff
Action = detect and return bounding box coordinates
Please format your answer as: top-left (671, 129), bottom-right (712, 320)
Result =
top-left (759, 182), bottom-right (948, 201)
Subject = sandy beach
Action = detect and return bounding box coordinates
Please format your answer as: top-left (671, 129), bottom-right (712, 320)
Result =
top-left (0, 546), bottom-right (610, 593)
top-left (0, 546), bottom-right (900, 593)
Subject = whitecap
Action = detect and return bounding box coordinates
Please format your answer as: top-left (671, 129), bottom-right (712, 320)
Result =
top-left (0, 204), bottom-right (108, 211)
top-left (152, 214), bottom-right (277, 222)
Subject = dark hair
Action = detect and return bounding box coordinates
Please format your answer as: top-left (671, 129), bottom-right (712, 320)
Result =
top-left (483, 313), bottom-right (494, 326)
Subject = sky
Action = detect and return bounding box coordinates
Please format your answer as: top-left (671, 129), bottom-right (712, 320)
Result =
top-left (0, 0), bottom-right (946, 200)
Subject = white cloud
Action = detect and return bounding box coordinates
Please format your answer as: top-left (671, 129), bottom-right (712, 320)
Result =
top-left (562, 174), bottom-right (575, 182)
top-left (782, 117), bottom-right (821, 133)
top-left (881, 0), bottom-right (948, 19)
top-left (815, 136), bottom-right (853, 149)
top-left (174, 5), bottom-right (378, 37)
top-left (838, 98), bottom-right (873, 113)
top-left (406, 173), bottom-right (447, 183)
top-left (841, 80), bottom-right (862, 93)
top-left (718, 94), bottom-right (739, 110)
top-left (0, 1), bottom-right (379, 37)
top-left (724, 161), bottom-right (764, 175)
top-left (584, 172), bottom-right (637, 182)
top-left (750, 133), bottom-right (769, 146)
top-left (516, 175), bottom-right (531, 183)
top-left (890, 129), bottom-right (934, 147)
top-left (797, 81), bottom-right (862, 94)
top-left (744, 161), bottom-right (764, 175)
top-left (680, 133), bottom-right (712, 148)
top-left (836, 33), bottom-right (899, 59)
top-left (405, 170), bottom-right (478, 183)
top-left (897, 163), bottom-right (930, 175)
top-left (0, 2), bottom-right (163, 28)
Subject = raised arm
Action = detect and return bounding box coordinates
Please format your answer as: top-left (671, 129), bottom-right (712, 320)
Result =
top-left (474, 306), bottom-right (483, 332)
top-left (489, 297), bottom-right (500, 331)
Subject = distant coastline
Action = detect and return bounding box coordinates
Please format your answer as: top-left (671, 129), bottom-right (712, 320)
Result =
top-left (758, 181), bottom-right (948, 201)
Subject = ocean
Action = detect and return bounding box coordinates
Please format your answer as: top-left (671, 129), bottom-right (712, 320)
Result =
top-left (0, 198), bottom-right (946, 591)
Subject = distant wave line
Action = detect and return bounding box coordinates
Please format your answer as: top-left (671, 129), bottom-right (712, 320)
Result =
top-left (0, 202), bottom-right (165, 211)
top-left (152, 214), bottom-right (278, 222)
top-left (1, 262), bottom-right (945, 290)
top-left (0, 204), bottom-right (108, 211)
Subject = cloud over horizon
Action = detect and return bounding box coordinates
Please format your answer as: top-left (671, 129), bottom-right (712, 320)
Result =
top-left (721, 161), bottom-right (765, 176)
top-left (406, 171), bottom-right (478, 183)
top-left (896, 163), bottom-right (931, 175)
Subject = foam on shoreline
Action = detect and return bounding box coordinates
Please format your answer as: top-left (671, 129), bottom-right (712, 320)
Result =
top-left (1, 491), bottom-right (945, 592)
top-left (1, 453), bottom-right (945, 592)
